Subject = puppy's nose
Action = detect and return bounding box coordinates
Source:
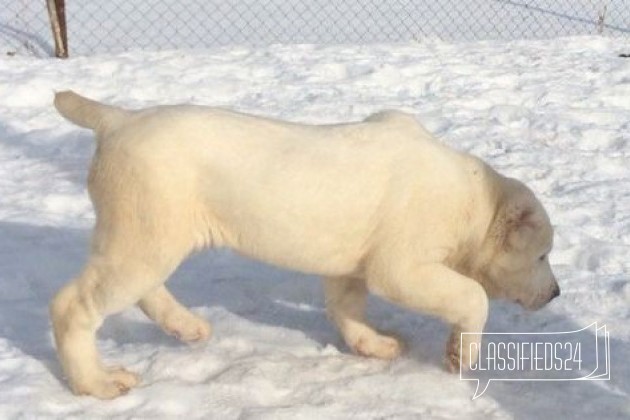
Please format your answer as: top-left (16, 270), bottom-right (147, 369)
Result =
top-left (551, 285), bottom-right (560, 300)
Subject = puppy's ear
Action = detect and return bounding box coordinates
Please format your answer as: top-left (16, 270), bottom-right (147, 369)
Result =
top-left (498, 193), bottom-right (540, 251)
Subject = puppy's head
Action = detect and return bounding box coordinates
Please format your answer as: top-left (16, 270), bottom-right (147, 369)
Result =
top-left (480, 179), bottom-right (559, 310)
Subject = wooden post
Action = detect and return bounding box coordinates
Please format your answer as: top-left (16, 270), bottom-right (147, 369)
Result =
top-left (46, 0), bottom-right (68, 58)
top-left (597, 5), bottom-right (608, 35)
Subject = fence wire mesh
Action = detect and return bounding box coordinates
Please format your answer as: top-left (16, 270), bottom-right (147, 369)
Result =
top-left (2, 1), bottom-right (629, 57)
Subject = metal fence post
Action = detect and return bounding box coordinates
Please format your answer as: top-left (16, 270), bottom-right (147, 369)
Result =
top-left (46, 0), bottom-right (68, 58)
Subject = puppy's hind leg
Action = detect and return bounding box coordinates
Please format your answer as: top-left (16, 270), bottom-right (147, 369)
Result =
top-left (139, 285), bottom-right (211, 343)
top-left (324, 276), bottom-right (403, 360)
top-left (50, 237), bottom-right (190, 399)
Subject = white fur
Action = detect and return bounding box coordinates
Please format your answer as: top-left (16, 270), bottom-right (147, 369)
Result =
top-left (51, 91), bottom-right (558, 398)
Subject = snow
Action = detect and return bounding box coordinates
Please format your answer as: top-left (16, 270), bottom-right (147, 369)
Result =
top-left (0, 36), bottom-right (629, 418)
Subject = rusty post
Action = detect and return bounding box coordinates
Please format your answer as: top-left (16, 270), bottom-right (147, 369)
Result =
top-left (46, 0), bottom-right (68, 58)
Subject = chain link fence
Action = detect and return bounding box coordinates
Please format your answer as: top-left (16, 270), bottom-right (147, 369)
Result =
top-left (2, 0), bottom-right (628, 57)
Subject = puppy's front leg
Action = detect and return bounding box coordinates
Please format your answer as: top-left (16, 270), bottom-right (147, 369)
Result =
top-left (324, 276), bottom-right (403, 360)
top-left (367, 263), bottom-right (488, 372)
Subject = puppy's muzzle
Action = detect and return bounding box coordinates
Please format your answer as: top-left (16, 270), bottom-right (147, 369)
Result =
top-left (548, 283), bottom-right (561, 302)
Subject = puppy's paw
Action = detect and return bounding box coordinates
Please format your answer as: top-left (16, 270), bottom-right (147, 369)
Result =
top-left (445, 330), bottom-right (480, 373)
top-left (351, 332), bottom-right (404, 360)
top-left (445, 331), bottom-right (463, 373)
top-left (163, 311), bottom-right (212, 343)
top-left (72, 367), bottom-right (140, 399)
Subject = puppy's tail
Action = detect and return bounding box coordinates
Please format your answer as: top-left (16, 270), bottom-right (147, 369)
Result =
top-left (54, 90), bottom-right (131, 133)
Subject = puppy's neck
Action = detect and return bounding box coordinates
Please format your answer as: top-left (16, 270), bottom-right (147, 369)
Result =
top-left (447, 158), bottom-right (503, 281)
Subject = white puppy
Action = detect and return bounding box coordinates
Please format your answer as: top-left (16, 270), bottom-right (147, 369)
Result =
top-left (51, 91), bottom-right (559, 399)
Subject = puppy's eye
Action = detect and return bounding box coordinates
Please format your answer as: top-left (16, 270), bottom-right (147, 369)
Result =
top-left (539, 254), bottom-right (547, 262)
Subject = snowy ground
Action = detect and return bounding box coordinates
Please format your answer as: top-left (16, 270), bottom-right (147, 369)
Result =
top-left (0, 36), bottom-right (629, 418)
